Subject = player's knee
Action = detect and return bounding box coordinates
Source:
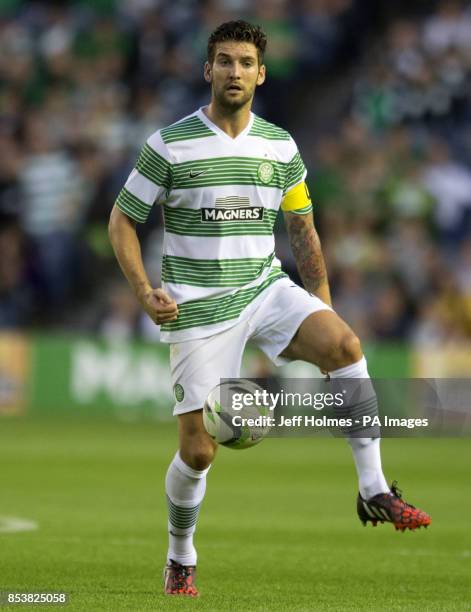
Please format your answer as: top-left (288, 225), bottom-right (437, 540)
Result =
top-left (183, 438), bottom-right (217, 470)
top-left (340, 332), bottom-right (362, 364)
top-left (190, 446), bottom-right (216, 470)
top-left (329, 332), bottom-right (362, 369)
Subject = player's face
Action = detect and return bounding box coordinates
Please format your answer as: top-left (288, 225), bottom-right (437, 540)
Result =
top-left (204, 42), bottom-right (266, 111)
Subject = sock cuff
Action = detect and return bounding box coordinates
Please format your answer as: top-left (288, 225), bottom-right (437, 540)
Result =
top-left (330, 356), bottom-right (369, 379)
top-left (173, 451), bottom-right (211, 480)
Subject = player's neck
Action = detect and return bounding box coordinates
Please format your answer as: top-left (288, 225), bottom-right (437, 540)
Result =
top-left (203, 102), bottom-right (252, 139)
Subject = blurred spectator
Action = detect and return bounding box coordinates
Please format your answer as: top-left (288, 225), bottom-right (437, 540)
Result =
top-left (17, 114), bottom-right (86, 314)
top-left (245, 0), bottom-right (299, 122)
top-left (421, 138), bottom-right (471, 244)
top-left (422, 0), bottom-right (471, 56)
top-left (253, 0), bottom-right (297, 80)
top-left (455, 239), bottom-right (471, 296)
top-left (297, 0), bottom-right (361, 72)
top-left (386, 219), bottom-right (434, 301)
top-left (0, 131), bottom-right (22, 216)
top-left (0, 219), bottom-right (33, 328)
top-left (331, 266), bottom-right (371, 339)
top-left (370, 283), bottom-right (412, 340)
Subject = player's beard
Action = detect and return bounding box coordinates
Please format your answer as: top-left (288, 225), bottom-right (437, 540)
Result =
top-left (212, 84), bottom-right (254, 112)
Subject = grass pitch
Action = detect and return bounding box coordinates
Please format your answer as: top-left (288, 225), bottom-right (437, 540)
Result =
top-left (0, 419), bottom-right (469, 611)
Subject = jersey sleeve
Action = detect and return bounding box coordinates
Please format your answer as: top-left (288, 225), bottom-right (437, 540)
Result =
top-left (283, 138), bottom-right (307, 196)
top-left (280, 137), bottom-right (312, 214)
top-left (116, 132), bottom-right (172, 223)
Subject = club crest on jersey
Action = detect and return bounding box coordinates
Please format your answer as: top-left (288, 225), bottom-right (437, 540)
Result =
top-left (201, 196), bottom-right (264, 223)
top-left (257, 161), bottom-right (274, 184)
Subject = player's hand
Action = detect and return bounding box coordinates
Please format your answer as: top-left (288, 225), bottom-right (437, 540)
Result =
top-left (140, 288), bottom-right (179, 325)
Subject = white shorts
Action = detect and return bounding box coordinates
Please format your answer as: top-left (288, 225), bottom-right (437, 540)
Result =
top-left (169, 276), bottom-right (332, 415)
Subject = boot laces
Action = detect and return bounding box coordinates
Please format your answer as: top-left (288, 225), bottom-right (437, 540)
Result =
top-left (390, 480), bottom-right (416, 509)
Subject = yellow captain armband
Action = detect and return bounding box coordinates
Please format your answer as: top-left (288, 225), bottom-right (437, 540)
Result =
top-left (281, 181), bottom-right (313, 215)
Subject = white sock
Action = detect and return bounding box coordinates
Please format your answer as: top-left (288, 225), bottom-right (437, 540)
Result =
top-left (165, 451), bottom-right (210, 566)
top-left (347, 437), bottom-right (389, 499)
top-left (330, 357), bottom-right (389, 499)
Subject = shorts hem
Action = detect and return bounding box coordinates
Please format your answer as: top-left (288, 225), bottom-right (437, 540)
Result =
top-left (173, 404), bottom-right (204, 416)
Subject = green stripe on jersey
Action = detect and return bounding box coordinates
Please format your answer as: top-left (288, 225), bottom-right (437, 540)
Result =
top-left (290, 203), bottom-right (313, 215)
top-left (285, 152), bottom-right (305, 194)
top-left (248, 116), bottom-right (291, 140)
top-left (170, 155), bottom-right (305, 191)
top-left (116, 187), bottom-right (151, 223)
top-left (172, 156), bottom-right (287, 190)
top-left (136, 143), bottom-right (172, 189)
top-left (161, 116), bottom-right (215, 144)
top-left (162, 253), bottom-right (275, 287)
top-left (161, 268), bottom-right (286, 332)
top-left (163, 205), bottom-right (278, 237)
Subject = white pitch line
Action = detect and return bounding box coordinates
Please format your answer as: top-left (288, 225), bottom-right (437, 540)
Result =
top-left (0, 516), bottom-right (38, 533)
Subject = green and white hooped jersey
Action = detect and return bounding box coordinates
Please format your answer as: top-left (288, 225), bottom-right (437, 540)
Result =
top-left (116, 108), bottom-right (310, 342)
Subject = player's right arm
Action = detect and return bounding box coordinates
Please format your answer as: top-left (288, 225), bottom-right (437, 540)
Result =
top-left (109, 131), bottom-right (177, 324)
top-left (108, 204), bottom-right (178, 325)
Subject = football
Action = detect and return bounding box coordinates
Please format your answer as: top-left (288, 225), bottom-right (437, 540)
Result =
top-left (203, 379), bottom-right (272, 449)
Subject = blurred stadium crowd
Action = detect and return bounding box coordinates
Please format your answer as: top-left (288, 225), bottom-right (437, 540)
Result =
top-left (1, 0), bottom-right (471, 348)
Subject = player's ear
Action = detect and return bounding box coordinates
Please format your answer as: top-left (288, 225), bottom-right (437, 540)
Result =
top-left (204, 61), bottom-right (212, 83)
top-left (256, 64), bottom-right (266, 86)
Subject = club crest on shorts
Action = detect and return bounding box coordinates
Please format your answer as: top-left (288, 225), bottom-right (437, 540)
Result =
top-left (174, 384), bottom-right (185, 402)
top-left (257, 161), bottom-right (274, 184)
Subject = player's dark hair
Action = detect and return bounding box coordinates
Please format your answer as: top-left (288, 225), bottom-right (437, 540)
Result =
top-left (207, 20), bottom-right (267, 65)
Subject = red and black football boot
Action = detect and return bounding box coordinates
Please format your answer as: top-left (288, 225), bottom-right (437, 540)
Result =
top-left (357, 481), bottom-right (431, 531)
top-left (164, 559), bottom-right (199, 597)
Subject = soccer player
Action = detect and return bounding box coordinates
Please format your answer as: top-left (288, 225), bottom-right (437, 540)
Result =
top-left (109, 20), bottom-right (431, 597)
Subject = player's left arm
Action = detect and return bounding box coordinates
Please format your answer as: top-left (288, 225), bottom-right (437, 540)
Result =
top-left (282, 183), bottom-right (332, 307)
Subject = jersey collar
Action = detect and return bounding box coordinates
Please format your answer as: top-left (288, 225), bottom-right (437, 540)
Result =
top-left (197, 106), bottom-right (254, 143)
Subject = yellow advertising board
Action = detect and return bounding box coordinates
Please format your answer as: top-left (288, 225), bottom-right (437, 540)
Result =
top-left (0, 333), bottom-right (30, 416)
